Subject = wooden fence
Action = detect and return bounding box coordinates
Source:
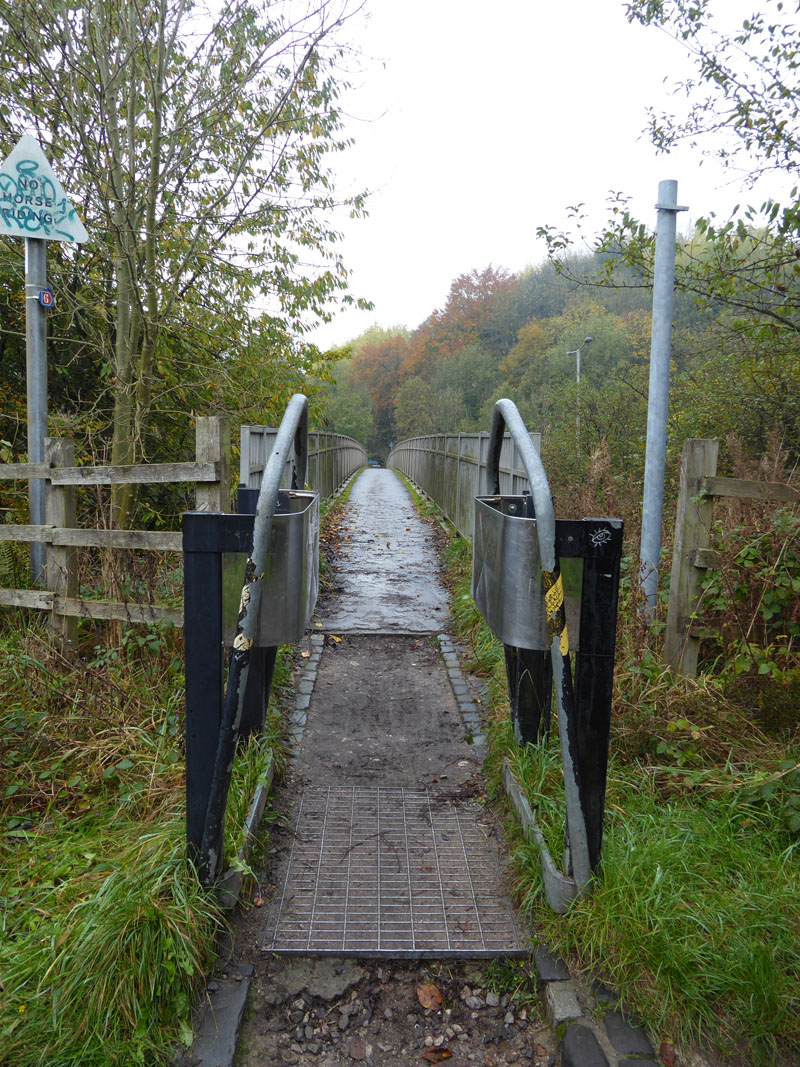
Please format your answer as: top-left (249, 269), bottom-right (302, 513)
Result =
top-left (0, 416), bottom-right (230, 644)
top-left (664, 438), bottom-right (800, 676)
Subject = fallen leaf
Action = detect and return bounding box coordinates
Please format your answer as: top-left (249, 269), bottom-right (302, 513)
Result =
top-left (252, 896), bottom-right (265, 907)
top-left (330, 634), bottom-right (343, 643)
top-left (386, 541), bottom-right (391, 548)
top-left (422, 1049), bottom-right (452, 1062)
top-left (300, 650), bottom-right (311, 658)
top-left (348, 1036), bottom-right (368, 1061)
top-left (417, 982), bottom-right (442, 1011)
top-left (534, 1043), bottom-right (548, 1057)
top-left (659, 1040), bottom-right (677, 1066)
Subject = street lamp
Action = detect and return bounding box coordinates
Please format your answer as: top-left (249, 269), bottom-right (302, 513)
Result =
top-left (566, 336), bottom-right (592, 457)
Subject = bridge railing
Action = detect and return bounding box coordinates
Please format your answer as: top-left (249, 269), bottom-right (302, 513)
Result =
top-left (239, 425), bottom-right (366, 497)
top-left (387, 430), bottom-right (541, 537)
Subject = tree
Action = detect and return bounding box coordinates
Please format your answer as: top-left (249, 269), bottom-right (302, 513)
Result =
top-left (348, 331), bottom-right (408, 449)
top-left (404, 266), bottom-right (513, 375)
top-left (323, 360), bottom-right (375, 444)
top-left (393, 377), bottom-right (436, 440)
top-left (536, 0), bottom-right (800, 460)
top-left (0, 0), bottom-right (365, 524)
top-left (625, 0), bottom-right (800, 189)
top-left (430, 342), bottom-right (501, 428)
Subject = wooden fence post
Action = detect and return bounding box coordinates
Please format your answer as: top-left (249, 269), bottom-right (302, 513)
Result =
top-left (195, 417), bottom-right (230, 512)
top-left (664, 438), bottom-right (720, 676)
top-left (45, 437), bottom-right (78, 648)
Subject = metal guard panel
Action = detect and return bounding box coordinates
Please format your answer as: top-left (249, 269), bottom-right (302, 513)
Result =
top-left (472, 496), bottom-right (582, 650)
top-left (222, 490), bottom-right (319, 646)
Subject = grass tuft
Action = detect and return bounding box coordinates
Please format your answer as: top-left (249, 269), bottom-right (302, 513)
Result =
top-left (1, 820), bottom-right (220, 1065)
top-left (0, 615), bottom-right (286, 1065)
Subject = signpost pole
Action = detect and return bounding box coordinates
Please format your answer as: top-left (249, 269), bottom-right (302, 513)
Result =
top-left (0, 135), bottom-right (88, 583)
top-left (25, 237), bottom-right (48, 581)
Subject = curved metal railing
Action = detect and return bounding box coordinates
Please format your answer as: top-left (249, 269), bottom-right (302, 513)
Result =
top-left (200, 394), bottom-right (310, 881)
top-left (485, 399), bottom-right (592, 904)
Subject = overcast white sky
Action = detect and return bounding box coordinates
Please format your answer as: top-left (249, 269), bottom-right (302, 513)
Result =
top-left (310, 0), bottom-right (781, 349)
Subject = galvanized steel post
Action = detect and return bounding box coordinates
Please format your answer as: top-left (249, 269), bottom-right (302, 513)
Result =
top-left (639, 180), bottom-right (688, 618)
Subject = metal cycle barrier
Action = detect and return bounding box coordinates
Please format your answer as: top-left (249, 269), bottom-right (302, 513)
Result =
top-left (183, 394), bottom-right (319, 884)
top-left (472, 399), bottom-right (623, 912)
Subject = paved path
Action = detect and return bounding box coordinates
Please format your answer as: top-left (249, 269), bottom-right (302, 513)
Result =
top-left (316, 469), bottom-right (449, 633)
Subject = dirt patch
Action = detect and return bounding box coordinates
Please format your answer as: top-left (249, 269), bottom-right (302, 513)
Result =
top-left (294, 633), bottom-right (478, 788)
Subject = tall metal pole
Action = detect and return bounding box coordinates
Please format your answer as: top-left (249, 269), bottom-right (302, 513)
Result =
top-left (639, 180), bottom-right (687, 617)
top-left (568, 336), bottom-right (591, 459)
top-left (576, 345), bottom-right (581, 458)
top-left (25, 237), bottom-right (48, 582)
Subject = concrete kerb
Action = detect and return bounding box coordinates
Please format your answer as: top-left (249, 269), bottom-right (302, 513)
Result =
top-left (180, 961), bottom-right (254, 1067)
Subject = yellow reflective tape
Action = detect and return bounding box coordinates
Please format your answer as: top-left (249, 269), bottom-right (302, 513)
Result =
top-left (560, 625), bottom-right (569, 656)
top-left (544, 573), bottom-right (564, 616)
top-left (543, 571), bottom-right (569, 650)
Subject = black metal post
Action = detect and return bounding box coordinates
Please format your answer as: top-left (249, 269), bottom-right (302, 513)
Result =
top-left (572, 525), bottom-right (623, 871)
top-left (504, 645), bottom-right (552, 742)
top-left (183, 515), bottom-right (224, 863)
top-left (183, 511), bottom-right (254, 867)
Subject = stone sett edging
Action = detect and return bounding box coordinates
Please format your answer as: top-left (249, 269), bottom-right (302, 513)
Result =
top-left (437, 632), bottom-right (487, 755)
top-left (288, 630), bottom-right (325, 753)
top-left (534, 940), bottom-right (661, 1067)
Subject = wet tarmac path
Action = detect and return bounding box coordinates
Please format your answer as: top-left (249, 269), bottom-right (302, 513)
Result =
top-left (315, 469), bottom-right (450, 633)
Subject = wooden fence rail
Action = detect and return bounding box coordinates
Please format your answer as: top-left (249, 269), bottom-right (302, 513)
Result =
top-left (0, 416), bottom-right (229, 643)
top-left (664, 438), bottom-right (799, 676)
top-left (0, 461), bottom-right (220, 485)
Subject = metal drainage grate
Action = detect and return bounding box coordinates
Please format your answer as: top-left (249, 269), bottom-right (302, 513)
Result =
top-left (262, 787), bottom-right (528, 958)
